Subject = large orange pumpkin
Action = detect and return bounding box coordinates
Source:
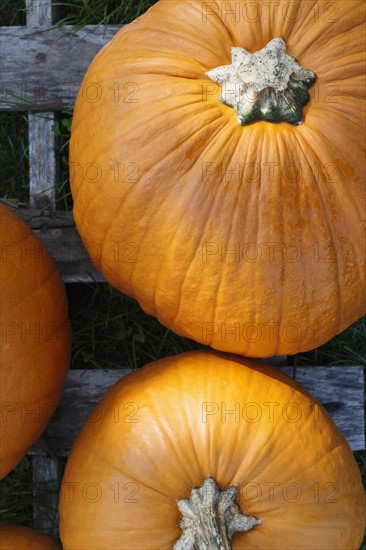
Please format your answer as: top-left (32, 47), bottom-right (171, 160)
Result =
top-left (0, 524), bottom-right (60, 549)
top-left (59, 352), bottom-right (365, 549)
top-left (0, 205), bottom-right (70, 479)
top-left (70, 0), bottom-right (366, 357)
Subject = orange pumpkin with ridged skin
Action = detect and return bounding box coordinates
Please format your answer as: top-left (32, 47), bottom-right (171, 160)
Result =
top-left (0, 524), bottom-right (60, 549)
top-left (70, 0), bottom-right (366, 357)
top-left (59, 352), bottom-right (365, 549)
top-left (0, 205), bottom-right (70, 479)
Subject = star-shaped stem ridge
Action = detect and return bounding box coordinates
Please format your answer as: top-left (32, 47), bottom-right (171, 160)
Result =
top-left (206, 37), bottom-right (315, 125)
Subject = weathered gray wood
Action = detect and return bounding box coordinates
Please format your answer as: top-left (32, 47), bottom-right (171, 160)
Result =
top-left (29, 365), bottom-right (364, 456)
top-left (27, 1), bottom-right (58, 210)
top-left (1, 25), bottom-right (120, 110)
top-left (32, 456), bottom-right (59, 537)
top-left (28, 112), bottom-right (57, 209)
top-left (13, 208), bottom-right (106, 282)
top-left (26, 0), bottom-right (54, 27)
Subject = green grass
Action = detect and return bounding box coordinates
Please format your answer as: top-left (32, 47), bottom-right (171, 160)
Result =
top-left (67, 283), bottom-right (203, 371)
top-left (66, 284), bottom-right (366, 371)
top-left (0, 0), bottom-right (157, 27)
top-left (0, 0), bottom-right (25, 26)
top-left (292, 317), bottom-right (366, 368)
top-left (0, 458), bottom-right (33, 524)
top-left (0, 112), bottom-right (29, 205)
top-left (54, 0), bottom-right (158, 26)
top-left (53, 110), bottom-right (73, 209)
top-left (0, 0), bottom-right (365, 545)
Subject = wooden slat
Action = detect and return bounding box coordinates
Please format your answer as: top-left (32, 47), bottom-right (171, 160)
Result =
top-left (14, 208), bottom-right (105, 282)
top-left (26, 0), bottom-right (54, 26)
top-left (1, 25), bottom-right (120, 110)
top-left (27, 1), bottom-right (59, 210)
top-left (28, 113), bottom-right (57, 209)
top-left (29, 365), bottom-right (364, 456)
top-left (32, 456), bottom-right (59, 538)
top-left (25, 4), bottom-right (63, 536)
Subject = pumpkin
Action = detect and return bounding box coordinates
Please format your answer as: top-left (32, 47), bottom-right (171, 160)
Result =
top-left (0, 205), bottom-right (70, 479)
top-left (59, 351), bottom-right (365, 549)
top-left (0, 524), bottom-right (60, 549)
top-left (70, 0), bottom-right (366, 357)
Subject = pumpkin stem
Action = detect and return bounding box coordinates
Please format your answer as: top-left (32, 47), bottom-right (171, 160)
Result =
top-left (206, 36), bottom-right (315, 126)
top-left (173, 477), bottom-right (260, 549)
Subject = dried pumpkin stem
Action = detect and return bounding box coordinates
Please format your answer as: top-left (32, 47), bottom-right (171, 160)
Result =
top-left (173, 477), bottom-right (260, 550)
top-left (206, 36), bottom-right (315, 126)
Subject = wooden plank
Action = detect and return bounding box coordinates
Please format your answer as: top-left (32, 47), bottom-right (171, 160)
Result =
top-left (26, 5), bottom-right (59, 534)
top-left (13, 208), bottom-right (105, 282)
top-left (26, 0), bottom-right (54, 26)
top-left (29, 365), bottom-right (364, 456)
top-left (27, 1), bottom-right (58, 210)
top-left (0, 25), bottom-right (120, 110)
top-left (32, 456), bottom-right (59, 537)
top-left (28, 112), bottom-right (57, 209)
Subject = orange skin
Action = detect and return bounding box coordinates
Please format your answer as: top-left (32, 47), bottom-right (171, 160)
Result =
top-left (0, 205), bottom-right (70, 479)
top-left (59, 351), bottom-right (365, 549)
top-left (70, 0), bottom-right (366, 357)
top-left (0, 525), bottom-right (60, 549)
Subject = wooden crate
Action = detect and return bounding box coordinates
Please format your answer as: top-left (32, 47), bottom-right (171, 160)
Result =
top-left (1, 0), bottom-right (364, 539)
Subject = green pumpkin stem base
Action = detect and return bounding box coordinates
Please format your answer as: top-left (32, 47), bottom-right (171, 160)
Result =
top-left (206, 37), bottom-right (316, 126)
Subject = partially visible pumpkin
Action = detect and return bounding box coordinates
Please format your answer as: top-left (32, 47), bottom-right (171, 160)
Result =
top-left (59, 351), bottom-right (365, 549)
top-left (0, 524), bottom-right (60, 549)
top-left (70, 0), bottom-right (366, 357)
top-left (0, 205), bottom-right (70, 479)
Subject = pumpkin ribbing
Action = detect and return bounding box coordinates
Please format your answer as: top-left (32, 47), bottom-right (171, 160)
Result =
top-left (70, 0), bottom-right (366, 357)
top-left (59, 352), bottom-right (365, 549)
